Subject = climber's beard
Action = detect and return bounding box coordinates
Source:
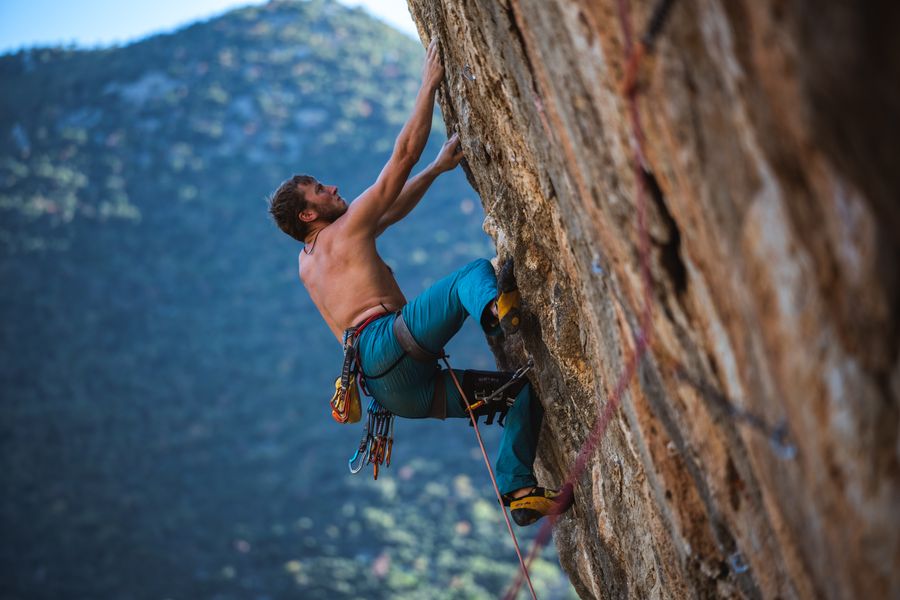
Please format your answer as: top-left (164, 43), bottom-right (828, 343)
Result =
top-left (318, 200), bottom-right (348, 223)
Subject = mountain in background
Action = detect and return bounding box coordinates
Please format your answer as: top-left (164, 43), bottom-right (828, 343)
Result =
top-left (0, 1), bottom-right (574, 598)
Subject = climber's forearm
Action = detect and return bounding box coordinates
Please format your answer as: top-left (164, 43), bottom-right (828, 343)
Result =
top-left (391, 83), bottom-right (436, 166)
top-left (392, 39), bottom-right (442, 166)
top-left (377, 163), bottom-right (441, 232)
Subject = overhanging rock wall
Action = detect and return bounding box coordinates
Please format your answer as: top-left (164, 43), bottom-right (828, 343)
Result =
top-left (407, 1), bottom-right (899, 598)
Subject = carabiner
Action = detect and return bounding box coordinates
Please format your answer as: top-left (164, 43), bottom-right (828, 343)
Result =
top-left (348, 436), bottom-right (370, 473)
top-left (478, 359), bottom-right (534, 405)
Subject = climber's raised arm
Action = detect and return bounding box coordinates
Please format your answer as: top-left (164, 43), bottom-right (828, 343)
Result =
top-left (376, 133), bottom-right (464, 237)
top-left (343, 38), bottom-right (444, 236)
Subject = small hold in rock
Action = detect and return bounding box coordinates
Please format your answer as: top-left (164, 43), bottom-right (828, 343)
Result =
top-left (463, 64), bottom-right (476, 81)
top-left (728, 551), bottom-right (750, 574)
top-left (591, 250), bottom-right (606, 275)
top-left (769, 422), bottom-right (797, 460)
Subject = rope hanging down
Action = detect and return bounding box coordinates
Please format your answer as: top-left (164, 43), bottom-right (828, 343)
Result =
top-left (504, 0), bottom-right (797, 595)
top-left (504, 0), bottom-right (677, 596)
top-left (441, 355), bottom-right (539, 600)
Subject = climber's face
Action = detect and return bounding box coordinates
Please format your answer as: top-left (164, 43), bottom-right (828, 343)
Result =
top-left (298, 178), bottom-right (347, 223)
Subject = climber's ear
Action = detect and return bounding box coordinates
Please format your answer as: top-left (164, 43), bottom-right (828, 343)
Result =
top-left (299, 207), bottom-right (318, 223)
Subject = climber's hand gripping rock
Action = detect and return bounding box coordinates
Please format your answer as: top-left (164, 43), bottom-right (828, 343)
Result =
top-left (422, 38), bottom-right (444, 91)
top-left (433, 132), bottom-right (464, 173)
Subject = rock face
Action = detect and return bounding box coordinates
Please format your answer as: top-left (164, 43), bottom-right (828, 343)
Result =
top-left (407, 1), bottom-right (899, 598)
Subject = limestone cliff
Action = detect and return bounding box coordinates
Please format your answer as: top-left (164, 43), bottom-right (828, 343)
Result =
top-left (407, 1), bottom-right (899, 598)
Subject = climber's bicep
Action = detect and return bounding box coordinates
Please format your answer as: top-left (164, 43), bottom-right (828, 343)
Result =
top-left (344, 155), bottom-right (414, 235)
top-left (374, 212), bottom-right (399, 238)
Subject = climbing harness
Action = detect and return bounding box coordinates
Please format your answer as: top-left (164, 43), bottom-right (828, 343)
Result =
top-left (329, 312), bottom-right (389, 424)
top-left (343, 310), bottom-right (445, 479)
top-left (334, 311), bottom-right (396, 479)
top-left (345, 310), bottom-right (535, 482)
top-left (348, 397), bottom-right (395, 479)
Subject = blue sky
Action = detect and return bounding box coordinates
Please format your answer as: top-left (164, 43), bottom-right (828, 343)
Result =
top-left (0, 0), bottom-right (418, 54)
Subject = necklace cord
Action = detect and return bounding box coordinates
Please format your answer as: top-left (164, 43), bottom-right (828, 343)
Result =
top-left (303, 228), bottom-right (323, 255)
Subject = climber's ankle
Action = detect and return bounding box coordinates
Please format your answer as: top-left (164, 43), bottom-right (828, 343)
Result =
top-left (481, 300), bottom-right (500, 332)
top-left (510, 486), bottom-right (536, 499)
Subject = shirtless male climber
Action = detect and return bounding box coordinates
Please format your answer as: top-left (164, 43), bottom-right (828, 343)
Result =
top-left (267, 39), bottom-right (572, 526)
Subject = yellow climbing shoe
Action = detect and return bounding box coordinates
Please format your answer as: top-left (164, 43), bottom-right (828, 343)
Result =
top-left (503, 484), bottom-right (574, 526)
top-left (497, 258), bottom-right (521, 334)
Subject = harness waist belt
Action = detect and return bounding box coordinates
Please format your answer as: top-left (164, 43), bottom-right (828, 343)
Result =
top-left (392, 313), bottom-right (447, 420)
top-left (346, 311), bottom-right (392, 340)
top-left (392, 313), bottom-right (444, 362)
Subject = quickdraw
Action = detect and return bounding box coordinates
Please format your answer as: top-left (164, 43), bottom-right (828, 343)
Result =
top-left (465, 360), bottom-right (533, 424)
top-left (620, 0), bottom-right (678, 96)
top-left (348, 398), bottom-right (395, 480)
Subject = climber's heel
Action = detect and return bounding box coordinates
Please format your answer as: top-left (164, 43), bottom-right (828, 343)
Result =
top-left (498, 290), bottom-right (521, 334)
top-left (504, 484), bottom-right (574, 527)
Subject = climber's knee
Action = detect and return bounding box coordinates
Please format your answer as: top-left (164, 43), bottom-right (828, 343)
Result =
top-left (472, 257), bottom-right (492, 270)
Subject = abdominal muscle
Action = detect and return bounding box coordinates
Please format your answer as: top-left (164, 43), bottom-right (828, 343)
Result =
top-left (299, 230), bottom-right (407, 343)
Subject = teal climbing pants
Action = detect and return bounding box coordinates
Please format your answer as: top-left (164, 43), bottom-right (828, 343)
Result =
top-left (356, 258), bottom-right (542, 495)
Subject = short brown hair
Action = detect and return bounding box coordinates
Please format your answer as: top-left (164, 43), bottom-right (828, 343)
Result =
top-left (268, 174), bottom-right (315, 242)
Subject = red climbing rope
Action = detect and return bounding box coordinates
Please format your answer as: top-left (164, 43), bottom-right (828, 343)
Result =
top-left (502, 0), bottom-right (676, 597)
top-left (441, 356), bottom-right (538, 600)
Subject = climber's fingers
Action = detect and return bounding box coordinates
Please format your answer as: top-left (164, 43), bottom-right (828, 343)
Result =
top-left (435, 132), bottom-right (464, 171)
top-left (448, 133), bottom-right (464, 163)
top-left (450, 140), bottom-right (464, 162)
top-left (423, 38), bottom-right (444, 89)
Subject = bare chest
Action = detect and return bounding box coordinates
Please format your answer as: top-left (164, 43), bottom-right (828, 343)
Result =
top-left (299, 237), bottom-right (401, 327)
